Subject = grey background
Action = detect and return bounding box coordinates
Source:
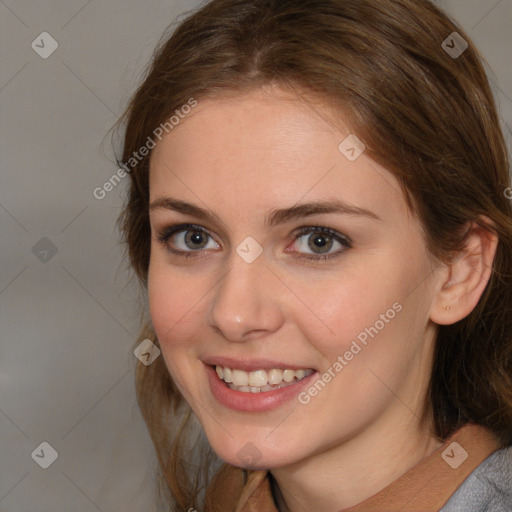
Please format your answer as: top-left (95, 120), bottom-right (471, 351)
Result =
top-left (1, 1), bottom-right (511, 511)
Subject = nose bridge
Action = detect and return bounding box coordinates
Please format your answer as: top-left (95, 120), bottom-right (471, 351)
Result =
top-left (207, 247), bottom-right (283, 341)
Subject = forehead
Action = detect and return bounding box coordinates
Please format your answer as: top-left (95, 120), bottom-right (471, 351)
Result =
top-left (148, 87), bottom-right (407, 225)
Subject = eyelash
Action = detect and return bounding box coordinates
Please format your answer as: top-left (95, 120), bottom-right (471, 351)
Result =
top-left (290, 226), bottom-right (352, 261)
top-left (156, 223), bottom-right (352, 262)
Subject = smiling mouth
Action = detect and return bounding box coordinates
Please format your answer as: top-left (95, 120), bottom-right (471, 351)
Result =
top-left (213, 365), bottom-right (314, 393)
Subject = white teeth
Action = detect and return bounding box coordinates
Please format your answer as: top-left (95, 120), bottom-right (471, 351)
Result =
top-left (223, 367), bottom-right (233, 383)
top-left (282, 369), bottom-right (295, 383)
top-left (295, 369), bottom-right (306, 380)
top-left (215, 365), bottom-right (313, 393)
top-left (232, 369), bottom-right (249, 387)
top-left (249, 370), bottom-right (268, 387)
top-left (268, 369), bottom-right (283, 385)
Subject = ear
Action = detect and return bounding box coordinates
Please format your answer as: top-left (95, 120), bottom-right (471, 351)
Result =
top-left (430, 218), bottom-right (499, 326)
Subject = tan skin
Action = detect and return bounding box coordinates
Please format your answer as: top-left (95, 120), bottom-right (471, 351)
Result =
top-left (147, 85), bottom-right (498, 511)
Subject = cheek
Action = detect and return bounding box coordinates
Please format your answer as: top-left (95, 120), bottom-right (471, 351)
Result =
top-left (147, 259), bottom-right (205, 352)
top-left (293, 270), bottom-right (399, 354)
top-left (147, 264), bottom-right (208, 397)
top-left (297, 252), bottom-right (426, 373)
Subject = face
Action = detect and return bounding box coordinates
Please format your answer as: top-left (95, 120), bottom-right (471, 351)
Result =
top-left (147, 85), bottom-right (441, 470)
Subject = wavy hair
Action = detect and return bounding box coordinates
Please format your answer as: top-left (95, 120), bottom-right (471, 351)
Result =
top-left (115, 0), bottom-right (512, 509)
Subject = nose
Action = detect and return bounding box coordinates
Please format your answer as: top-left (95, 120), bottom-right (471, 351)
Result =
top-left (206, 250), bottom-right (285, 342)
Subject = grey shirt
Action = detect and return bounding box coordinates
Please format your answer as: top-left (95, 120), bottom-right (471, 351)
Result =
top-left (441, 445), bottom-right (512, 512)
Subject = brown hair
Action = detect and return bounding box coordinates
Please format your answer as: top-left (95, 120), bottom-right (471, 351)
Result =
top-left (116, 0), bottom-right (512, 509)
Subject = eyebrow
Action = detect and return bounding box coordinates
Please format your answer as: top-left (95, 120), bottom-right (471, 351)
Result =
top-left (149, 197), bottom-right (381, 227)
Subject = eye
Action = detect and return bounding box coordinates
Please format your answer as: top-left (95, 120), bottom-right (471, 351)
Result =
top-left (156, 223), bottom-right (351, 262)
top-left (288, 226), bottom-right (351, 261)
top-left (156, 223), bottom-right (219, 258)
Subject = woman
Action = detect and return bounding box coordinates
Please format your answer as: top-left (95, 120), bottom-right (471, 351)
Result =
top-left (116, 0), bottom-right (512, 510)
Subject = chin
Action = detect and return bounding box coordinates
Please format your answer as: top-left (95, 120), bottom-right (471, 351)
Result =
top-left (208, 434), bottom-right (306, 471)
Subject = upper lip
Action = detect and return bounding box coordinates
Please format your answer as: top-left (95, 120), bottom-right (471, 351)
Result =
top-left (202, 356), bottom-right (315, 372)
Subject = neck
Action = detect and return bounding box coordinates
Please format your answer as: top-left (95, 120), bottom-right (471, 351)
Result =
top-left (269, 412), bottom-right (443, 512)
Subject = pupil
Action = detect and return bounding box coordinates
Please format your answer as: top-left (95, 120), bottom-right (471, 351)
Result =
top-left (314, 235), bottom-right (327, 247)
top-left (308, 233), bottom-right (332, 253)
top-left (186, 230), bottom-right (207, 249)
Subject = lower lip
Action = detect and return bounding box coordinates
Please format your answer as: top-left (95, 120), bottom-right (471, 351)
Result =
top-left (205, 364), bottom-right (318, 412)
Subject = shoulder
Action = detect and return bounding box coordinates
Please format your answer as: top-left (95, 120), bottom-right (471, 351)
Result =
top-left (441, 444), bottom-right (512, 512)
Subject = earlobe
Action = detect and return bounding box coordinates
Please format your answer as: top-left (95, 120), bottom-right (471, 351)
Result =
top-left (430, 218), bottom-right (498, 326)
